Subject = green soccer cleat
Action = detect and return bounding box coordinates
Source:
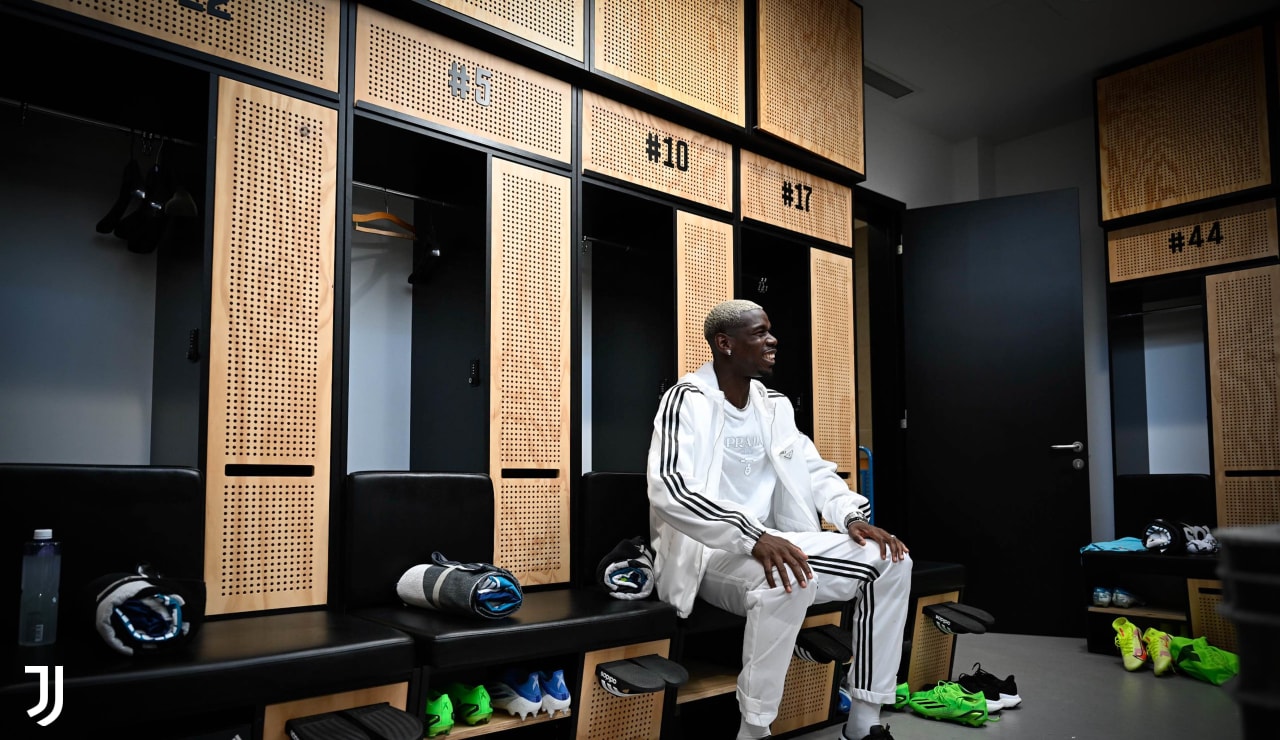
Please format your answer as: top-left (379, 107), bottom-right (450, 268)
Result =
top-left (424, 690), bottom-right (454, 737)
top-left (1113, 617), bottom-right (1148, 671)
top-left (906, 681), bottom-right (988, 727)
top-left (893, 681), bottom-right (909, 710)
top-left (1143, 627), bottom-right (1173, 676)
top-left (446, 682), bottom-right (493, 726)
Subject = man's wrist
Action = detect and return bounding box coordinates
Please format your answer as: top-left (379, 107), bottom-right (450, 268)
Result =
top-left (843, 513), bottom-right (864, 530)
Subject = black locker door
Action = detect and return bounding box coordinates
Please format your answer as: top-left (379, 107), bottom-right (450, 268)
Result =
top-left (901, 188), bottom-right (1091, 637)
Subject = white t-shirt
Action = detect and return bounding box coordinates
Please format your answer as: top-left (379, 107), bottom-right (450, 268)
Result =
top-left (719, 397), bottom-right (778, 527)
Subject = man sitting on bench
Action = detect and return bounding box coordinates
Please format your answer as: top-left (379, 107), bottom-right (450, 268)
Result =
top-left (646, 299), bottom-right (913, 740)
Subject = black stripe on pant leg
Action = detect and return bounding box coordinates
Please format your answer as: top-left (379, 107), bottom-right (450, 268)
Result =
top-left (850, 581), bottom-right (876, 692)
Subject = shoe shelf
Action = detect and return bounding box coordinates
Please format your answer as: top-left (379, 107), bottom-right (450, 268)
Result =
top-left (1081, 550), bottom-right (1221, 654)
top-left (1087, 605), bottom-right (1187, 621)
top-left (675, 660), bottom-right (737, 704)
top-left (448, 711), bottom-right (572, 739)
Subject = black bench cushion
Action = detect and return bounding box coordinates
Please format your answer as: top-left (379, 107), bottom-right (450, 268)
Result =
top-left (579, 471), bottom-right (654, 588)
top-left (3, 610), bottom-right (415, 733)
top-left (1, 463), bottom-right (205, 649)
top-left (341, 471), bottom-right (495, 611)
top-left (1114, 473), bottom-right (1215, 538)
top-left (1, 464), bottom-right (416, 732)
top-left (357, 589), bottom-right (676, 669)
top-left (342, 471), bottom-right (678, 667)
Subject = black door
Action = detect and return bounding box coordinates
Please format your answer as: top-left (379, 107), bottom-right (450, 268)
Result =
top-left (902, 188), bottom-right (1090, 637)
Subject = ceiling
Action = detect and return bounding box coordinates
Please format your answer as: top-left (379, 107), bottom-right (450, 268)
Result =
top-left (859, 0), bottom-right (1280, 144)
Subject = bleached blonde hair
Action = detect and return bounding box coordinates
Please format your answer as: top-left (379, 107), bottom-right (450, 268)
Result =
top-left (704, 299), bottom-right (763, 347)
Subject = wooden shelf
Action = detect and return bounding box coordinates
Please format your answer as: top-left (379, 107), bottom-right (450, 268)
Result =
top-left (676, 660), bottom-right (737, 705)
top-left (445, 710), bottom-right (571, 738)
top-left (1087, 605), bottom-right (1186, 621)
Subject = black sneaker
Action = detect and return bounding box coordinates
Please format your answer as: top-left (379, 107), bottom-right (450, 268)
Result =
top-left (843, 725), bottom-right (894, 740)
top-left (958, 662), bottom-right (1021, 711)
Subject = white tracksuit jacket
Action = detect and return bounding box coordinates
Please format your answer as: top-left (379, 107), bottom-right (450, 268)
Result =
top-left (645, 363), bottom-right (872, 618)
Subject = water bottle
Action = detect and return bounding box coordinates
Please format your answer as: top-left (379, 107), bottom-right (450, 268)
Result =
top-left (18, 528), bottom-right (61, 646)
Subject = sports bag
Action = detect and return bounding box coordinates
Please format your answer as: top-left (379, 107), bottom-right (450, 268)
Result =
top-left (1143, 519), bottom-right (1219, 554)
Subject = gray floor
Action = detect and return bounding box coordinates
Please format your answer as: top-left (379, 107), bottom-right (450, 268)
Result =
top-left (792, 632), bottom-right (1244, 740)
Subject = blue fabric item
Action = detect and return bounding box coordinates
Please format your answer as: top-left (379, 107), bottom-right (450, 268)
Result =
top-left (475, 573), bottom-right (523, 616)
top-left (1079, 536), bottom-right (1147, 553)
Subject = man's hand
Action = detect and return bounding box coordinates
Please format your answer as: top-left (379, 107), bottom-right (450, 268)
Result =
top-left (847, 521), bottom-right (909, 562)
top-left (751, 533), bottom-right (812, 592)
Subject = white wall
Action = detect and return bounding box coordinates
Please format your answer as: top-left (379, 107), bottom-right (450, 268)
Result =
top-left (1143, 309), bottom-right (1210, 474)
top-left (862, 93), bottom-right (956, 208)
top-left (0, 114), bottom-right (157, 464)
top-left (346, 190), bottom-right (415, 473)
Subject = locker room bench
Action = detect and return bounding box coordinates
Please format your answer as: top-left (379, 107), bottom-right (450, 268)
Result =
top-left (579, 470), bottom-right (969, 724)
top-left (337, 471), bottom-right (680, 723)
top-left (1, 463), bottom-right (417, 738)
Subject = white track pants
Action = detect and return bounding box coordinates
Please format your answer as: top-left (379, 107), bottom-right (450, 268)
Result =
top-left (698, 531), bottom-right (913, 727)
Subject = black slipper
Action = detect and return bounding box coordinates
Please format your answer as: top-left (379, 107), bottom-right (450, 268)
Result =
top-left (923, 603), bottom-right (987, 634)
top-left (339, 703), bottom-right (423, 740)
top-left (945, 602), bottom-right (995, 629)
top-left (284, 712), bottom-right (371, 740)
top-left (816, 624), bottom-right (854, 655)
top-left (629, 654), bottom-right (689, 687)
top-left (598, 658), bottom-right (666, 696)
top-left (795, 624), bottom-right (853, 663)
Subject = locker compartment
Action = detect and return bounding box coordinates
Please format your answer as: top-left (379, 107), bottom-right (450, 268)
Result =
top-left (347, 115), bottom-right (488, 474)
top-left (1106, 273), bottom-right (1210, 478)
top-left (582, 182), bottom-right (675, 474)
top-left (0, 14), bottom-right (210, 468)
top-left (738, 228), bottom-right (815, 439)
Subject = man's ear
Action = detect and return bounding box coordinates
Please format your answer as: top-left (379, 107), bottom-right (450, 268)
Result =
top-left (714, 332), bottom-right (732, 356)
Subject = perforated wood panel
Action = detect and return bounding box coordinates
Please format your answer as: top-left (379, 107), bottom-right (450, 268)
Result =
top-left (494, 477), bottom-right (570, 585)
top-left (1108, 200), bottom-right (1279, 282)
top-left (36, 0), bottom-right (340, 91)
top-left (356, 6), bottom-right (572, 163)
top-left (676, 212), bottom-right (735, 376)
top-left (1219, 474), bottom-right (1280, 529)
top-left (582, 91), bottom-right (733, 211)
top-left (1097, 26), bottom-right (1270, 221)
top-left (772, 611), bottom-right (840, 735)
top-left (577, 640), bottom-right (669, 740)
top-left (433, 0), bottom-right (584, 60)
top-left (907, 591), bottom-right (959, 691)
top-left (1206, 266), bottom-right (1280, 474)
top-left (1188, 579), bottom-right (1238, 653)
top-left (594, 0), bottom-right (744, 126)
top-left (741, 150), bottom-right (853, 248)
top-left (206, 78), bottom-right (336, 614)
top-left (490, 158), bottom-right (572, 585)
top-left (757, 0), bottom-right (863, 172)
top-left (811, 250), bottom-right (855, 473)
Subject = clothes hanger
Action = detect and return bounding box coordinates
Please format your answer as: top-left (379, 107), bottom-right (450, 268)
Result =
top-left (352, 190), bottom-right (416, 240)
top-left (96, 132), bottom-right (144, 234)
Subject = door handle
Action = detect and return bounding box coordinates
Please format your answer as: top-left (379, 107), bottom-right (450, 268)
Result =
top-left (1051, 441), bottom-right (1084, 453)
